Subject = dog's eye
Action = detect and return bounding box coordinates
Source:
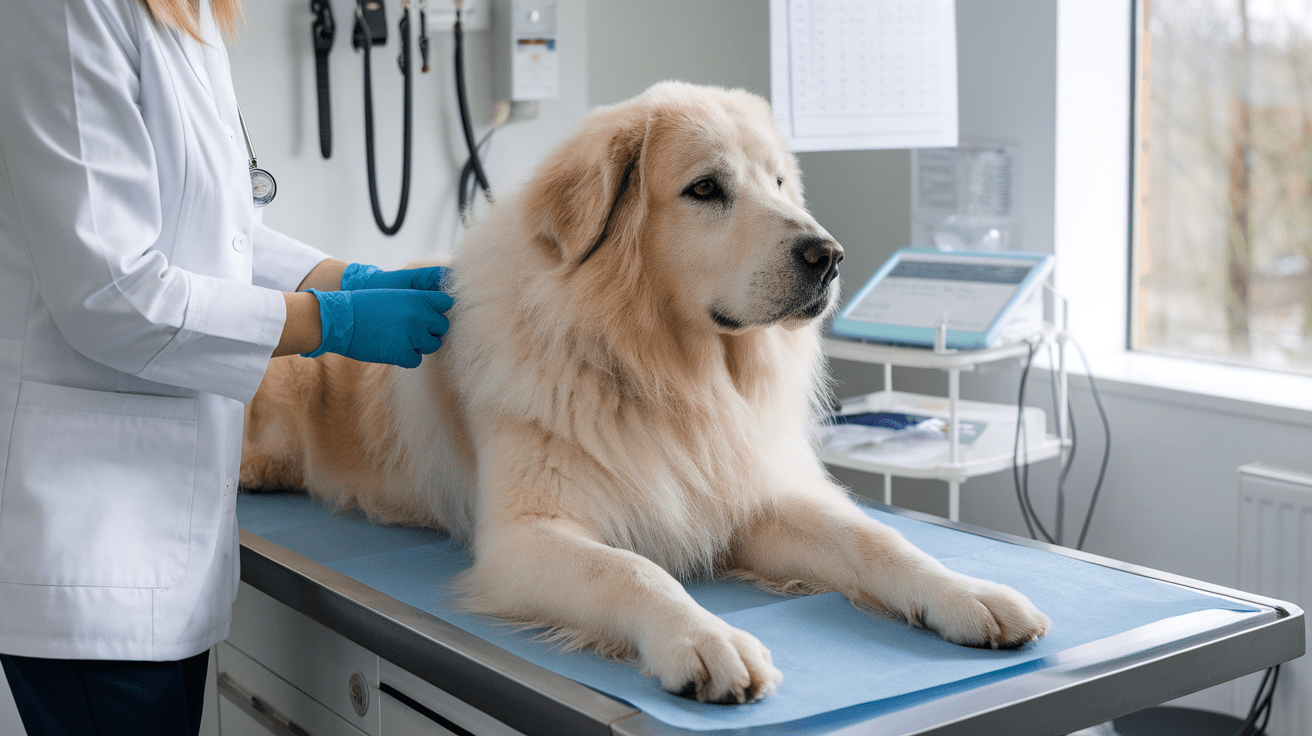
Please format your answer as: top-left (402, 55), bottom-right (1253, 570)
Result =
top-left (777, 177), bottom-right (784, 188)
top-left (684, 178), bottom-right (723, 201)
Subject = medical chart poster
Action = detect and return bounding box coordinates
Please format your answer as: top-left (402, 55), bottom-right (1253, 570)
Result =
top-left (770, 0), bottom-right (959, 151)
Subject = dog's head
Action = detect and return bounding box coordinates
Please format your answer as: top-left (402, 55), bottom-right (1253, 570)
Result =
top-left (522, 82), bottom-right (843, 334)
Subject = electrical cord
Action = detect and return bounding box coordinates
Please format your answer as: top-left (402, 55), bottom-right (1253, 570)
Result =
top-left (458, 124), bottom-right (499, 222)
top-left (1069, 338), bottom-right (1110, 551)
top-left (1013, 340), bottom-right (1056, 543)
top-left (1047, 341), bottom-right (1078, 544)
top-left (1011, 341), bottom-right (1035, 538)
top-left (454, 2), bottom-right (491, 200)
top-left (1012, 335), bottom-right (1110, 550)
top-left (357, 0), bottom-right (413, 235)
top-left (1235, 665), bottom-right (1280, 735)
top-left (1046, 342), bottom-right (1079, 542)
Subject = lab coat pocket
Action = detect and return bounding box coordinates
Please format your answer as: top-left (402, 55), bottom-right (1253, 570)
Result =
top-left (0, 381), bottom-right (199, 588)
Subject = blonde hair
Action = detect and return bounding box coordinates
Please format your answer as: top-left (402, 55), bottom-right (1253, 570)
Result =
top-left (137, 0), bottom-right (243, 42)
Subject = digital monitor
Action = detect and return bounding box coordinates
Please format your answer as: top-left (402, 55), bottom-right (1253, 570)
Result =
top-left (830, 248), bottom-right (1053, 350)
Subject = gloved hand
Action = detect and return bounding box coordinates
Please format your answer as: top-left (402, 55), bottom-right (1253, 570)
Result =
top-left (340, 262), bottom-right (450, 292)
top-left (301, 288), bottom-right (453, 368)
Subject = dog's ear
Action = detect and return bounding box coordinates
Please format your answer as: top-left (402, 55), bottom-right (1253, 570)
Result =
top-left (522, 105), bottom-right (648, 266)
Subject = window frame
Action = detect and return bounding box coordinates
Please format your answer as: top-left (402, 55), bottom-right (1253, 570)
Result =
top-left (1052, 0), bottom-right (1312, 419)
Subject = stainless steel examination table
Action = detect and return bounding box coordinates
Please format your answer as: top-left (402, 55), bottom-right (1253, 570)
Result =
top-left (232, 493), bottom-right (1304, 736)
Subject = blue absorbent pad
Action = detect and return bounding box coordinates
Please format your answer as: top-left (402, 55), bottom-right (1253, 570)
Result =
top-left (236, 493), bottom-right (1260, 732)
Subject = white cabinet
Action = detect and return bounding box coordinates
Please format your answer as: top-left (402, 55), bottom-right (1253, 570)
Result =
top-left (823, 332), bottom-right (1068, 521)
top-left (217, 583), bottom-right (524, 736)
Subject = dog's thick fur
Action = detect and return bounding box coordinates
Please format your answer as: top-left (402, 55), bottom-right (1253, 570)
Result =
top-left (241, 82), bottom-right (1050, 704)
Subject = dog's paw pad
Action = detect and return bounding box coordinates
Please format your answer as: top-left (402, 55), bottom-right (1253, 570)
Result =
top-left (924, 577), bottom-right (1051, 650)
top-left (645, 623), bottom-right (783, 704)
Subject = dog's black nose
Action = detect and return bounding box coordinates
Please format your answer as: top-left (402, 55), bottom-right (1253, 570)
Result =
top-left (792, 236), bottom-right (844, 287)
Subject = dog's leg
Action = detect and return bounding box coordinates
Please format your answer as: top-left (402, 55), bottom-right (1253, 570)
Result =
top-left (461, 516), bottom-right (783, 703)
top-left (731, 487), bottom-right (1051, 649)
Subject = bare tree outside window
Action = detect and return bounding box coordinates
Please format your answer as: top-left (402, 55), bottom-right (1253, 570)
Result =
top-left (1135, 0), bottom-right (1312, 375)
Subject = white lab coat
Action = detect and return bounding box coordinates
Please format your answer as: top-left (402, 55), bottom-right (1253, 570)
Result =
top-left (0, 0), bottom-right (329, 660)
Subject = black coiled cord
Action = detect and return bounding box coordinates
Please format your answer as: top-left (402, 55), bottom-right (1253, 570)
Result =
top-left (358, 3), bottom-right (413, 235)
top-left (454, 5), bottom-right (491, 206)
top-left (1235, 665), bottom-right (1280, 736)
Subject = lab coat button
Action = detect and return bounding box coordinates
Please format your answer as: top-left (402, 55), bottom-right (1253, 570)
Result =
top-left (224, 478), bottom-right (235, 495)
top-left (232, 234), bottom-right (247, 252)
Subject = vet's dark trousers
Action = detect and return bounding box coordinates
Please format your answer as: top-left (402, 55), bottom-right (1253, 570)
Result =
top-left (1, 650), bottom-right (209, 736)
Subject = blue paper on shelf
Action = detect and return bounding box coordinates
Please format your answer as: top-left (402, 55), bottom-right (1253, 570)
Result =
top-left (237, 493), bottom-right (1260, 732)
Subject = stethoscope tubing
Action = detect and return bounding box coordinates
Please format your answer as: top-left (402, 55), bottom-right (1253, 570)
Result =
top-left (454, 6), bottom-right (490, 197)
top-left (356, 0), bottom-right (413, 236)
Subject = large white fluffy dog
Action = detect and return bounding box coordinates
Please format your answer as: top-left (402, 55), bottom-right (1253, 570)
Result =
top-left (241, 82), bottom-right (1050, 704)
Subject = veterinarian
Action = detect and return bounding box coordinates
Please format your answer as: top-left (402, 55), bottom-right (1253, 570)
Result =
top-left (0, 0), bottom-right (453, 733)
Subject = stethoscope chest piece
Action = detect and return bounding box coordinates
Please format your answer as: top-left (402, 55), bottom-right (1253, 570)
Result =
top-left (237, 107), bottom-right (277, 208)
top-left (249, 166), bottom-right (277, 208)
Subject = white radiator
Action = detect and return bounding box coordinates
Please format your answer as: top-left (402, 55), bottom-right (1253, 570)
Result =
top-left (1238, 462), bottom-right (1312, 736)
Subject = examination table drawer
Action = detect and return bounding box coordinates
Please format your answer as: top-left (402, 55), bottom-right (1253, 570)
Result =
top-left (226, 584), bottom-right (379, 734)
top-left (222, 582), bottom-right (525, 736)
top-left (217, 641), bottom-right (369, 736)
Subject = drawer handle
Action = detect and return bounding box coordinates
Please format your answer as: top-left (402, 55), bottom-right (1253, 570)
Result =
top-left (217, 673), bottom-right (316, 736)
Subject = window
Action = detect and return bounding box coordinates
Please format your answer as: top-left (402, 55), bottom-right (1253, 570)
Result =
top-left (1135, 0), bottom-right (1312, 376)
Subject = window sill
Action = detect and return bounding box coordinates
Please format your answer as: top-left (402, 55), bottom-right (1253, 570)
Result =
top-left (1046, 348), bottom-right (1312, 428)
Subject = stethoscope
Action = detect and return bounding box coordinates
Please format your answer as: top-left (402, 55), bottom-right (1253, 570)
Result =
top-left (354, 0), bottom-right (414, 236)
top-left (237, 107), bottom-right (277, 208)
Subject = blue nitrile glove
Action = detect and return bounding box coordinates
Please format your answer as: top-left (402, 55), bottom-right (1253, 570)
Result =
top-left (340, 262), bottom-right (450, 292)
top-left (301, 288), bottom-right (453, 368)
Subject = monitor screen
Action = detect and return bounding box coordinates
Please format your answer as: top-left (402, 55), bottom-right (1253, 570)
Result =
top-left (831, 249), bottom-right (1052, 349)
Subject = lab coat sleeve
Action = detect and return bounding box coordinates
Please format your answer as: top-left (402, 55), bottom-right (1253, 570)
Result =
top-left (0, 0), bottom-right (285, 403)
top-left (251, 223), bottom-right (333, 292)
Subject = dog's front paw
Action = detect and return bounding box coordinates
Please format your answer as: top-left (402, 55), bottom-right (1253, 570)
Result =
top-left (640, 617), bottom-right (783, 704)
top-left (920, 575), bottom-right (1051, 649)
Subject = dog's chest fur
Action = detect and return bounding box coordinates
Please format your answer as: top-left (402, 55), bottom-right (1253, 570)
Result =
top-left (446, 306), bottom-right (827, 579)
